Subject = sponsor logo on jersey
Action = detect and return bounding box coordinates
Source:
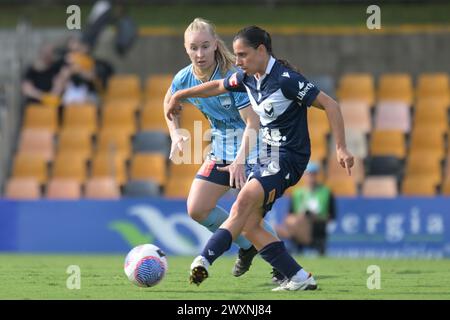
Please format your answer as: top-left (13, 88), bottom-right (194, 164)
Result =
top-left (298, 81), bottom-right (305, 90)
top-left (262, 127), bottom-right (287, 147)
top-left (297, 82), bottom-right (315, 101)
top-left (282, 72), bottom-right (290, 78)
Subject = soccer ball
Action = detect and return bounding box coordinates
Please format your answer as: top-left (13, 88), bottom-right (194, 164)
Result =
top-left (124, 244), bottom-right (168, 287)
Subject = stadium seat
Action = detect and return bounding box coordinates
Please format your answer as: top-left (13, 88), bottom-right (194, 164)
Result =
top-left (413, 105), bottom-right (448, 130)
top-left (409, 127), bottom-right (446, 160)
top-left (416, 73), bottom-right (450, 103)
top-left (46, 178), bottom-right (81, 199)
top-left (374, 102), bottom-right (411, 133)
top-left (378, 73), bottom-right (414, 105)
top-left (408, 149), bottom-right (443, 164)
top-left (329, 128), bottom-right (368, 159)
top-left (284, 178), bottom-right (307, 196)
top-left (101, 106), bottom-right (136, 136)
top-left (370, 130), bottom-right (406, 158)
top-left (412, 120), bottom-right (448, 136)
top-left (340, 101), bottom-right (372, 134)
top-left (124, 180), bottom-right (161, 197)
top-left (180, 103), bottom-right (207, 122)
top-left (17, 128), bottom-right (54, 162)
top-left (140, 97), bottom-right (169, 132)
top-left (414, 97), bottom-right (449, 114)
top-left (169, 162), bottom-right (202, 180)
top-left (96, 128), bottom-right (132, 160)
top-left (362, 176), bottom-right (398, 198)
top-left (85, 177), bottom-right (121, 199)
top-left (337, 73), bottom-right (375, 106)
top-left (51, 152), bottom-right (87, 184)
top-left (145, 74), bottom-right (174, 99)
top-left (402, 176), bottom-right (437, 196)
top-left (5, 177), bottom-right (41, 199)
top-left (91, 152), bottom-right (127, 186)
top-left (132, 130), bottom-right (170, 157)
top-left (62, 103), bottom-right (97, 136)
top-left (325, 177), bottom-right (357, 197)
top-left (12, 154), bottom-right (47, 184)
top-left (58, 128), bottom-right (92, 163)
top-left (23, 105), bottom-right (58, 133)
top-left (130, 153), bottom-right (167, 186)
top-left (164, 176), bottom-right (193, 198)
top-left (309, 132), bottom-right (328, 162)
top-left (444, 156), bottom-right (450, 179)
top-left (405, 154), bottom-right (442, 185)
top-left (307, 107), bottom-right (330, 137)
top-left (367, 156), bottom-right (402, 176)
top-left (326, 156), bottom-right (365, 184)
top-left (103, 98), bottom-right (141, 114)
top-left (441, 177), bottom-right (450, 195)
top-left (106, 74), bottom-right (141, 99)
top-left (308, 75), bottom-right (336, 99)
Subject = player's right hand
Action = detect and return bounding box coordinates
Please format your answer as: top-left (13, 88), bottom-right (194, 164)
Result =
top-left (166, 94), bottom-right (183, 121)
top-left (169, 132), bottom-right (189, 161)
top-left (217, 162), bottom-right (247, 189)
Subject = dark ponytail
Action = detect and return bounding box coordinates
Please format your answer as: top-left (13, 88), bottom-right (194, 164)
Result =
top-left (234, 25), bottom-right (299, 72)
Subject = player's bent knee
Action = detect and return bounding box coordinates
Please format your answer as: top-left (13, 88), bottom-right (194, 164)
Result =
top-left (186, 202), bottom-right (212, 222)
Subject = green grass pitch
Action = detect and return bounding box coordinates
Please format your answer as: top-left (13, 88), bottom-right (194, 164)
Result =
top-left (0, 254), bottom-right (449, 300)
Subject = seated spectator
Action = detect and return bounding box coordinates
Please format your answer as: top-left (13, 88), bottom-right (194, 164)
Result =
top-left (61, 36), bottom-right (98, 105)
top-left (275, 162), bottom-right (335, 255)
top-left (21, 43), bottom-right (69, 107)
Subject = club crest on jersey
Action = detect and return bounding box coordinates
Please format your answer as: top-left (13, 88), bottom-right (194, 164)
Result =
top-left (218, 94), bottom-right (232, 109)
top-left (262, 102), bottom-right (274, 118)
top-left (228, 73), bottom-right (239, 88)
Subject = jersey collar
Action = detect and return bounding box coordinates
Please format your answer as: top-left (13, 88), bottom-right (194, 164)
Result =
top-left (265, 56), bottom-right (276, 75)
top-left (254, 56), bottom-right (276, 82)
top-left (192, 63), bottom-right (219, 83)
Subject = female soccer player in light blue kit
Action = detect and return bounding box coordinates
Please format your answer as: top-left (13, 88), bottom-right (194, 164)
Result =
top-left (164, 19), bottom-right (279, 279)
top-left (167, 26), bottom-right (354, 291)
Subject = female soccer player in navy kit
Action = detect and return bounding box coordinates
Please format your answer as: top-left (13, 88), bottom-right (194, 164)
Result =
top-left (164, 19), bottom-right (278, 278)
top-left (167, 26), bottom-right (354, 291)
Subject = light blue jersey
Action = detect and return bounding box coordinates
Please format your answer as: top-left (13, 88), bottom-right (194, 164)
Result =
top-left (171, 64), bottom-right (257, 163)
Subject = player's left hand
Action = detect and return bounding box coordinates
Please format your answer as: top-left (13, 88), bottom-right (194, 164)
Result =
top-left (217, 162), bottom-right (247, 189)
top-left (336, 147), bottom-right (354, 176)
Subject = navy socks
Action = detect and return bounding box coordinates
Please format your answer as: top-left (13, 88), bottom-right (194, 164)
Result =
top-left (201, 228), bottom-right (233, 265)
top-left (259, 241), bottom-right (301, 279)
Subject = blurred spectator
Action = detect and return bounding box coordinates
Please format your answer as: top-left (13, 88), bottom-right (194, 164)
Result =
top-left (21, 43), bottom-right (68, 107)
top-left (61, 36), bottom-right (98, 105)
top-left (275, 162), bottom-right (335, 255)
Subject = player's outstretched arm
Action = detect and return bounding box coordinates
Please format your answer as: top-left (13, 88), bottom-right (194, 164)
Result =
top-left (166, 79), bottom-right (228, 120)
top-left (312, 91), bottom-right (354, 175)
top-left (163, 88), bottom-right (189, 160)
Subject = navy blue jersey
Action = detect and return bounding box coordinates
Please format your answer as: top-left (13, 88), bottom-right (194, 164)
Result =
top-left (224, 57), bottom-right (320, 170)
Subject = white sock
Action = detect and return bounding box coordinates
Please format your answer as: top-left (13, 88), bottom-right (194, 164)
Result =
top-left (292, 268), bottom-right (310, 282)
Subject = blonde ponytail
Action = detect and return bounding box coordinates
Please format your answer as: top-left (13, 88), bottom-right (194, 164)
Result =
top-left (185, 18), bottom-right (235, 75)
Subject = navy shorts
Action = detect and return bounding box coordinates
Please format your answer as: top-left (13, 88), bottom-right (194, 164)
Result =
top-left (248, 154), bottom-right (309, 215)
top-left (195, 157), bottom-right (253, 188)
